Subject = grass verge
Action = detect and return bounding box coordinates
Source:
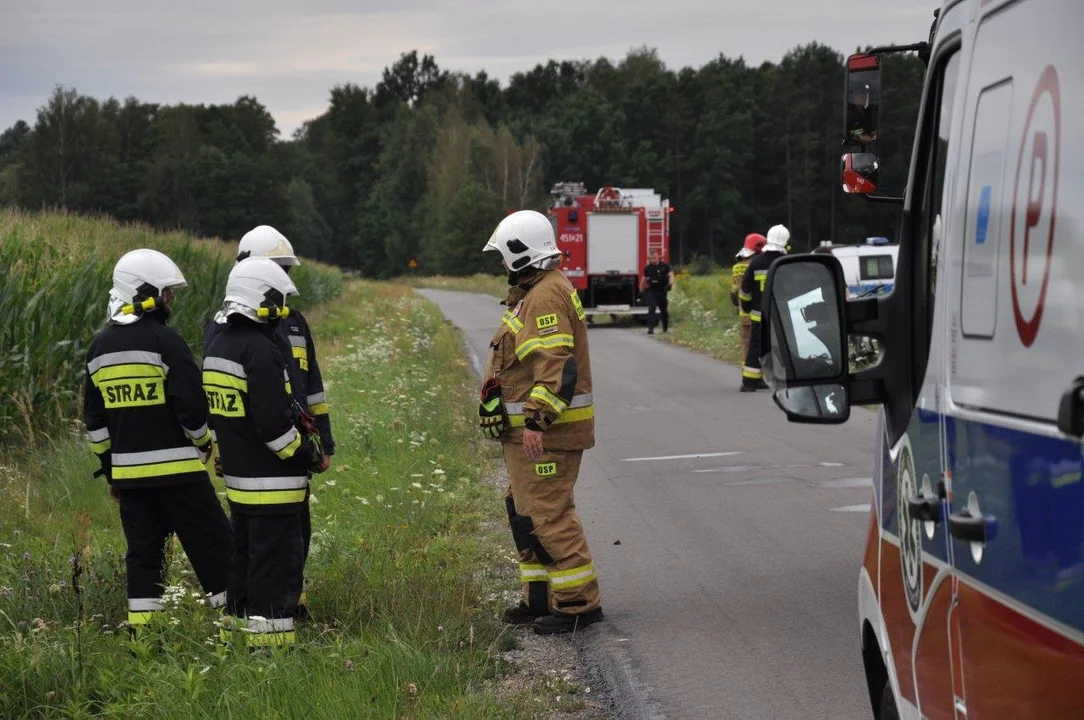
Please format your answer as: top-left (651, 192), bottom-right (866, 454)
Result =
top-left (0, 278), bottom-right (569, 719)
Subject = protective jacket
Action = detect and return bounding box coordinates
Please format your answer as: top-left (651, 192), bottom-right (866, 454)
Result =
top-left (739, 250), bottom-right (786, 324)
top-left (203, 318), bottom-right (319, 515)
top-left (730, 260), bottom-right (751, 315)
top-left (483, 269), bottom-right (594, 451)
top-left (83, 313), bottom-right (213, 490)
top-left (204, 308), bottom-right (334, 455)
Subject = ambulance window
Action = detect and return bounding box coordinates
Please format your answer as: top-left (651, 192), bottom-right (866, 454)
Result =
top-left (917, 49), bottom-right (962, 342)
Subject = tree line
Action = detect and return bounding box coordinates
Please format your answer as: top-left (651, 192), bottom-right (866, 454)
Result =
top-left (0, 45), bottom-right (926, 276)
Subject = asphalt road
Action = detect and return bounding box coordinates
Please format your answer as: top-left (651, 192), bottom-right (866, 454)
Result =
top-left (419, 289), bottom-right (879, 720)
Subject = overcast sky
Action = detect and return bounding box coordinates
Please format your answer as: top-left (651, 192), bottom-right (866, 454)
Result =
top-left (1, 0), bottom-right (936, 137)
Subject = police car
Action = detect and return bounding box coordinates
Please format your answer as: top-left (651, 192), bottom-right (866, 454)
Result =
top-left (759, 1), bottom-right (1084, 717)
top-left (826, 238), bottom-right (899, 300)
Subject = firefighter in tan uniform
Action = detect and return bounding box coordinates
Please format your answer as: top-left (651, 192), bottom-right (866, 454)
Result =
top-left (478, 209), bottom-right (603, 635)
top-left (731, 233), bottom-right (766, 369)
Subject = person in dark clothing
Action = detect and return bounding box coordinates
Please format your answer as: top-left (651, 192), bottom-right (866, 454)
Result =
top-left (204, 225), bottom-right (335, 622)
top-left (640, 251), bottom-right (675, 334)
top-left (846, 84), bottom-right (879, 145)
top-left (740, 224), bottom-right (790, 392)
top-left (83, 249), bottom-right (232, 632)
top-left (203, 256), bottom-right (324, 648)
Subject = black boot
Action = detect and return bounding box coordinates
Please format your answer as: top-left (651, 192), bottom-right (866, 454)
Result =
top-left (533, 607), bottom-right (604, 635)
top-left (502, 581), bottom-right (550, 625)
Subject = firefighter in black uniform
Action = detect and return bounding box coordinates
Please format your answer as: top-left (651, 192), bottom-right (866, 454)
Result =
top-left (83, 249), bottom-right (232, 630)
top-left (739, 224), bottom-right (790, 392)
top-left (203, 256), bottom-right (324, 647)
top-left (203, 225), bottom-right (334, 620)
top-left (640, 250), bottom-right (675, 334)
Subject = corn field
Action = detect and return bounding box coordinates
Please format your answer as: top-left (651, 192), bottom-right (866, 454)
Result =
top-left (0, 209), bottom-right (344, 447)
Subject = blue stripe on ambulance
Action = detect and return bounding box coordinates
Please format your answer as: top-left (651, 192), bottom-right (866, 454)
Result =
top-left (880, 408), bottom-right (1084, 635)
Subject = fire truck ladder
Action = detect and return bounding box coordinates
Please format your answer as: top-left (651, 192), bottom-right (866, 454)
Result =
top-left (645, 207), bottom-right (666, 258)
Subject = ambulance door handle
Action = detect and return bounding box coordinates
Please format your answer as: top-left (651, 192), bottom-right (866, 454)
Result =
top-left (947, 510), bottom-right (986, 543)
top-left (907, 494), bottom-right (942, 524)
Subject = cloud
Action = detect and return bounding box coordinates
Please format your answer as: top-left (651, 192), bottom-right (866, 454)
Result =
top-left (0, 0), bottom-right (937, 136)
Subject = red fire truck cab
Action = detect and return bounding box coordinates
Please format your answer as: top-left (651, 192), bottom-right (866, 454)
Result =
top-left (547, 181), bottom-right (672, 318)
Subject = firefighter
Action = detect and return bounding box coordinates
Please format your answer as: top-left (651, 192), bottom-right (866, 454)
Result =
top-left (82, 249), bottom-right (232, 631)
top-left (640, 250), bottom-right (675, 334)
top-left (204, 225), bottom-right (334, 621)
top-left (479, 209), bottom-right (603, 635)
top-left (740, 224), bottom-right (790, 392)
top-left (731, 233), bottom-right (766, 367)
top-left (203, 256), bottom-right (324, 648)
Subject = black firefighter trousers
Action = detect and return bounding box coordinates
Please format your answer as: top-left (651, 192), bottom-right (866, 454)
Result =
top-left (646, 289), bottom-right (669, 332)
top-left (116, 481), bottom-right (232, 626)
top-left (226, 510), bottom-right (305, 646)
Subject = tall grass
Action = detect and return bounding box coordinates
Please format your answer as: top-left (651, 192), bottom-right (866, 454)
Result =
top-left (0, 209), bottom-right (343, 447)
top-left (0, 280), bottom-right (560, 718)
top-left (654, 272), bottom-right (745, 364)
top-left (400, 274), bottom-right (508, 299)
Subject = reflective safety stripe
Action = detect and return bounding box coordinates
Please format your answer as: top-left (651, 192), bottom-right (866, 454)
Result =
top-left (89, 438), bottom-right (112, 454)
top-left (203, 370), bottom-right (248, 392)
top-left (308, 392), bottom-right (329, 416)
top-left (742, 366), bottom-right (763, 379)
top-left (129, 597), bottom-right (163, 612)
top-left (548, 563), bottom-right (597, 589)
top-left (502, 311), bottom-right (524, 333)
top-left (754, 270), bottom-right (768, 278)
top-left (266, 427), bottom-right (301, 459)
top-left (248, 616), bottom-right (294, 633)
top-left (247, 630), bottom-right (296, 646)
top-left (91, 364), bottom-right (165, 384)
top-left (203, 356), bottom-right (246, 378)
top-left (210, 429), bottom-right (218, 443)
top-left (88, 427), bottom-right (110, 443)
top-left (128, 611), bottom-right (156, 625)
top-left (224, 475), bottom-right (308, 491)
top-left (529, 386), bottom-right (568, 414)
top-left (505, 393), bottom-right (592, 415)
top-left (519, 563), bottom-right (548, 583)
top-left (738, 291), bottom-right (753, 302)
top-left (226, 487), bottom-right (307, 505)
top-left (749, 311), bottom-right (762, 322)
top-left (208, 591), bottom-right (227, 608)
top-left (288, 335), bottom-right (307, 349)
top-left (184, 423), bottom-right (211, 446)
top-left (112, 446), bottom-right (206, 479)
top-left (515, 334), bottom-right (574, 360)
top-left (508, 405), bottom-right (594, 428)
top-left (88, 351), bottom-right (169, 377)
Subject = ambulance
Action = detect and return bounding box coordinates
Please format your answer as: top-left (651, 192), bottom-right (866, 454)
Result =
top-left (758, 1), bottom-right (1084, 717)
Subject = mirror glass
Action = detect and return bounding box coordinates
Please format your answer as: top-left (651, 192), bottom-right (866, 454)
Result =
top-left (764, 261), bottom-right (845, 383)
top-left (841, 152), bottom-right (880, 194)
top-left (844, 55), bottom-right (881, 146)
top-left (774, 384), bottom-right (848, 421)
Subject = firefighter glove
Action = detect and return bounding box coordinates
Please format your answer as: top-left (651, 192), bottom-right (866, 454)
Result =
top-left (93, 453), bottom-right (112, 484)
top-left (479, 378), bottom-right (506, 439)
top-left (196, 440), bottom-right (213, 465)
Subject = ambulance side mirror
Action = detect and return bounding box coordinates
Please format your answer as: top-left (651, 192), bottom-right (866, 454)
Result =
top-left (761, 255), bottom-right (851, 424)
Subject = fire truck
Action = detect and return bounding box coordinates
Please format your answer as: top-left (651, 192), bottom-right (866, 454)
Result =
top-left (547, 181), bottom-right (672, 319)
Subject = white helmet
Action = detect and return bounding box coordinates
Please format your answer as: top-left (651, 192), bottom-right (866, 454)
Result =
top-left (482, 210), bottom-right (561, 272)
top-left (107, 248), bottom-right (188, 325)
top-left (222, 256), bottom-right (299, 324)
top-left (765, 224), bottom-right (791, 253)
top-left (237, 225), bottom-right (300, 267)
